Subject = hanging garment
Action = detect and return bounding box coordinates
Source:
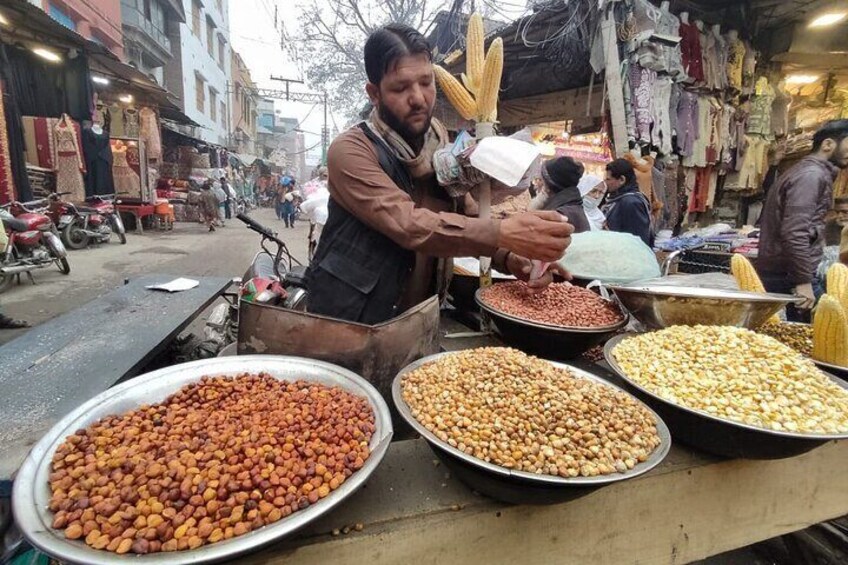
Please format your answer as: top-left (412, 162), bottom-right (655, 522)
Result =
top-left (82, 128), bottom-right (114, 197)
top-left (124, 108), bottom-right (140, 138)
top-left (21, 117), bottom-right (58, 169)
top-left (657, 9), bottom-right (685, 81)
top-left (742, 42), bottom-right (758, 94)
top-left (112, 144), bottom-right (141, 194)
top-left (109, 104), bottom-right (125, 137)
top-left (705, 97), bottom-right (722, 165)
top-left (139, 107), bottom-right (162, 160)
top-left (652, 76), bottom-right (674, 154)
top-left (684, 96), bottom-right (711, 168)
top-left (699, 29), bottom-right (716, 89)
top-left (711, 32), bottom-right (728, 91)
top-left (748, 79), bottom-right (776, 136)
top-left (771, 87), bottom-right (791, 138)
top-left (630, 63), bottom-right (656, 144)
top-left (726, 38), bottom-right (745, 91)
top-left (679, 22), bottom-right (704, 83)
top-left (676, 90), bottom-right (700, 157)
top-left (726, 135), bottom-right (769, 191)
top-left (652, 161), bottom-right (670, 231)
top-left (54, 115), bottom-right (86, 203)
top-left (688, 166), bottom-right (713, 213)
top-left (0, 78), bottom-right (15, 204)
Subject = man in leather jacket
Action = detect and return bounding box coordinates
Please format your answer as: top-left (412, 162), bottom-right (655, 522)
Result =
top-left (307, 24), bottom-right (573, 325)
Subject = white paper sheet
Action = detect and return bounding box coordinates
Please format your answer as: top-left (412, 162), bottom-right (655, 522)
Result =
top-left (146, 277), bottom-right (200, 293)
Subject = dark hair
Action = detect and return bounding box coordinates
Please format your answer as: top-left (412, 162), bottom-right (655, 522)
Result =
top-left (812, 119), bottom-right (848, 151)
top-left (606, 158), bottom-right (636, 185)
top-left (364, 23), bottom-right (432, 85)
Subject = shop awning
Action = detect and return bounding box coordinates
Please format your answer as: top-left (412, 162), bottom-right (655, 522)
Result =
top-left (0, 0), bottom-right (197, 127)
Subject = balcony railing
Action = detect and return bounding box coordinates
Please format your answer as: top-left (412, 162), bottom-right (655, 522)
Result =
top-left (122, 5), bottom-right (171, 54)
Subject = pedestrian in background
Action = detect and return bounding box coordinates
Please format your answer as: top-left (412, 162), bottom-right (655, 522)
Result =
top-left (200, 181), bottom-right (220, 232)
top-left (220, 176), bottom-right (233, 220)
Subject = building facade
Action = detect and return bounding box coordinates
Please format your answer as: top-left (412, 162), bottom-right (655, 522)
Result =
top-left (120, 0), bottom-right (185, 86)
top-left (163, 0), bottom-right (231, 145)
top-left (33, 0), bottom-right (125, 59)
top-left (230, 51), bottom-right (258, 155)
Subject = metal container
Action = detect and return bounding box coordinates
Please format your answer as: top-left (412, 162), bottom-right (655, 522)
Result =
top-left (608, 284), bottom-right (800, 330)
top-left (814, 360), bottom-right (848, 382)
top-left (13, 356), bottom-right (393, 564)
top-left (475, 289), bottom-right (628, 360)
top-left (604, 335), bottom-right (848, 459)
top-left (392, 352), bottom-right (671, 504)
top-left (449, 273), bottom-right (511, 311)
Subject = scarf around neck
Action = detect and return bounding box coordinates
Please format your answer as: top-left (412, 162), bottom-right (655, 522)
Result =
top-left (366, 107), bottom-right (448, 180)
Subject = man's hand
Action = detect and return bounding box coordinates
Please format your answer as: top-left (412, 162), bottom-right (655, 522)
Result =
top-left (506, 253), bottom-right (571, 294)
top-left (794, 283), bottom-right (815, 310)
top-left (499, 211), bottom-right (574, 262)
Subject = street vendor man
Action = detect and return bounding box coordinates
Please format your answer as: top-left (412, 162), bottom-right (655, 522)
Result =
top-left (307, 24), bottom-right (574, 325)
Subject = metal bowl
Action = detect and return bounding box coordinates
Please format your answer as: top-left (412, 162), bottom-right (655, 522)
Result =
top-left (608, 284), bottom-right (800, 330)
top-left (12, 356), bottom-right (393, 565)
top-left (449, 273), bottom-right (512, 311)
top-left (814, 360), bottom-right (848, 381)
top-left (475, 289), bottom-right (628, 360)
top-left (392, 352), bottom-right (671, 504)
top-left (604, 335), bottom-right (848, 459)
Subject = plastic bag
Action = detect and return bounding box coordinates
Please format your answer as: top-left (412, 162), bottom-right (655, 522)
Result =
top-left (558, 231), bottom-right (661, 284)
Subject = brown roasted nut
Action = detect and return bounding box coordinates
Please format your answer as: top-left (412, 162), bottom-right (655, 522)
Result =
top-left (480, 282), bottom-right (624, 328)
top-left (47, 374), bottom-right (375, 554)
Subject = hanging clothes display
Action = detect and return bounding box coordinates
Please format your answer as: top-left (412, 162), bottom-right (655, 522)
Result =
top-left (112, 140), bottom-right (141, 194)
top-left (139, 107), bottom-right (162, 160)
top-left (82, 126), bottom-right (114, 197)
top-left (679, 21), bottom-right (704, 83)
top-left (21, 117), bottom-right (58, 169)
top-left (726, 36), bottom-right (745, 91)
top-left (124, 108), bottom-right (140, 138)
top-left (0, 78), bottom-right (16, 205)
top-left (54, 114), bottom-right (86, 203)
top-left (748, 78), bottom-right (776, 136)
top-left (0, 46), bottom-right (33, 202)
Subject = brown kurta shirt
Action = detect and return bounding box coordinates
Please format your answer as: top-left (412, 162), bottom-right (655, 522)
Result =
top-left (327, 126), bottom-right (503, 309)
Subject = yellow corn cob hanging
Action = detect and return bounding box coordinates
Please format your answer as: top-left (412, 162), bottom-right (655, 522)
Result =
top-left (434, 65), bottom-right (476, 121)
top-left (465, 13), bottom-right (485, 95)
top-left (826, 262), bottom-right (848, 313)
top-left (476, 37), bottom-right (504, 122)
top-left (813, 294), bottom-right (848, 366)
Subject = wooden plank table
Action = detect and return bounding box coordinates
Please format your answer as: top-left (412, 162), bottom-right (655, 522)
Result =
top-left (235, 313), bottom-right (848, 564)
top-left (0, 274), bottom-right (231, 493)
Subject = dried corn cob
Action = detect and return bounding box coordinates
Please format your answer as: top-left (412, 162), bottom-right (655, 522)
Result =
top-left (465, 13), bottom-right (485, 94)
top-left (731, 253), bottom-right (778, 324)
top-left (434, 65), bottom-right (476, 120)
top-left (813, 294), bottom-right (848, 366)
top-left (827, 263), bottom-right (848, 313)
top-left (476, 37), bottom-right (503, 122)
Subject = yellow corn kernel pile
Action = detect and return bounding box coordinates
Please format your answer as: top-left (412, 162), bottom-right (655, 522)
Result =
top-left (612, 326), bottom-right (848, 434)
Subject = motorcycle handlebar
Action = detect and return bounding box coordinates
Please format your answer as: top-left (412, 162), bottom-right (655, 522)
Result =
top-left (236, 213), bottom-right (276, 239)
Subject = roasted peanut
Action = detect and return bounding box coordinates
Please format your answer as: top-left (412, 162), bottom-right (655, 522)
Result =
top-left (480, 282), bottom-right (624, 328)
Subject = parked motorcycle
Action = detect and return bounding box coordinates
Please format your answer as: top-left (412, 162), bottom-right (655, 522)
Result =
top-left (58, 194), bottom-right (127, 249)
top-left (0, 201), bottom-right (70, 293)
top-left (187, 214), bottom-right (305, 359)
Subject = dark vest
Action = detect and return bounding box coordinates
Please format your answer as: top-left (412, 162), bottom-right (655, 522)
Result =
top-left (306, 124), bottom-right (416, 325)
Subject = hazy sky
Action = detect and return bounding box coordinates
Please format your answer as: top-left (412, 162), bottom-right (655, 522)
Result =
top-left (228, 0), bottom-right (529, 165)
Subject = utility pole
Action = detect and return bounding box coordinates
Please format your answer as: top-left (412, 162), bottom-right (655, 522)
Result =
top-left (270, 76), bottom-right (304, 101)
top-left (265, 77), bottom-right (330, 167)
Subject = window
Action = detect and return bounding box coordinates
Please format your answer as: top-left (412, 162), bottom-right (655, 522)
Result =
top-left (143, 0), bottom-right (152, 20)
top-left (195, 75), bottom-right (205, 113)
top-left (220, 101), bottom-right (227, 127)
top-left (216, 0), bottom-right (223, 14)
top-left (218, 36), bottom-right (225, 66)
top-left (210, 89), bottom-right (217, 121)
top-left (49, 3), bottom-right (76, 31)
top-left (191, 0), bottom-right (201, 36)
top-left (206, 18), bottom-right (214, 56)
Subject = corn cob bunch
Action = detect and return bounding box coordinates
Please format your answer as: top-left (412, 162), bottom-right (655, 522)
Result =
top-left (730, 254), bottom-right (780, 324)
top-left (434, 13), bottom-right (503, 123)
top-left (812, 263), bottom-right (848, 366)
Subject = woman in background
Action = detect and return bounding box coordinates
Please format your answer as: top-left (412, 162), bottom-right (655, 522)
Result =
top-left (578, 174), bottom-right (607, 231)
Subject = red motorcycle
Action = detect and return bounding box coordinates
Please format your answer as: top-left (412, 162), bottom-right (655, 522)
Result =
top-left (49, 193), bottom-right (127, 249)
top-left (0, 200), bottom-right (69, 293)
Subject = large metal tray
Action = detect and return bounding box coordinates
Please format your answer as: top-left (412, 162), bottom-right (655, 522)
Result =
top-left (814, 360), bottom-right (848, 381)
top-left (604, 335), bottom-right (848, 459)
top-left (12, 356), bottom-right (393, 564)
top-left (475, 289), bottom-right (628, 360)
top-left (392, 352), bottom-right (671, 504)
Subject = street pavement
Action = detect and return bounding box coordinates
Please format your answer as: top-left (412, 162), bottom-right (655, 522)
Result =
top-left (0, 207), bottom-right (309, 346)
